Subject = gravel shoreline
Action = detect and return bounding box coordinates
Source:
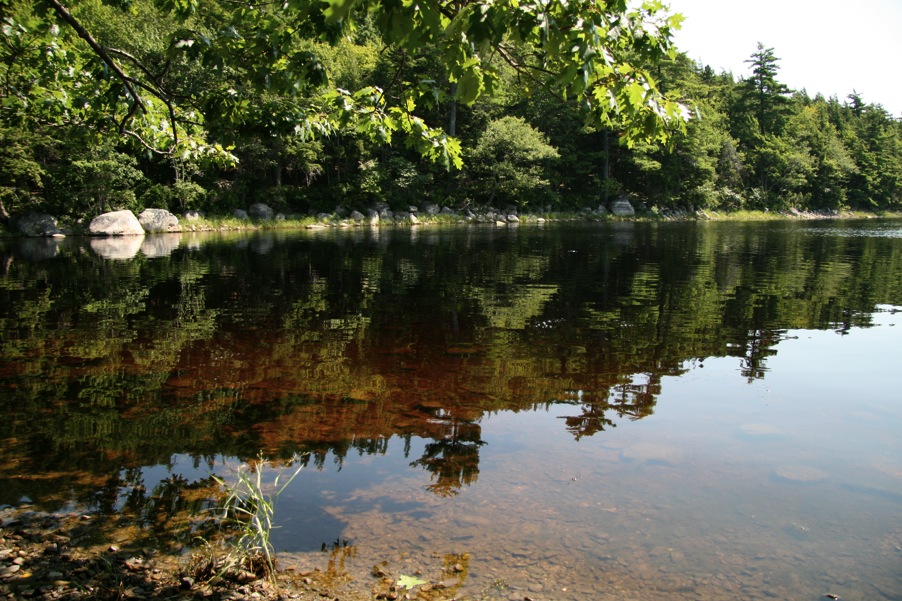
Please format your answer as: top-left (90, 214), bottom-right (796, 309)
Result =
top-left (0, 507), bottom-right (435, 601)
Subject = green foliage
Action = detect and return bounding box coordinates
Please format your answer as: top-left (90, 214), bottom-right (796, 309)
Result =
top-left (1, 1), bottom-right (900, 218)
top-left (468, 116), bottom-right (560, 207)
top-left (50, 142), bottom-right (147, 215)
top-left (0, 127), bottom-right (52, 214)
top-left (735, 43), bottom-right (793, 137)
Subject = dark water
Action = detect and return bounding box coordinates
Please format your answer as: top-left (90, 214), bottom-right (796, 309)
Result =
top-left (1, 220), bottom-right (901, 600)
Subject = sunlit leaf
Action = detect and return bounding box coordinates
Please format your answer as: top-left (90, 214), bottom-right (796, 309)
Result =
top-left (396, 575), bottom-right (426, 589)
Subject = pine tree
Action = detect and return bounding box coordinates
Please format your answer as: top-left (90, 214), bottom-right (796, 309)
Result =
top-left (739, 43), bottom-right (793, 137)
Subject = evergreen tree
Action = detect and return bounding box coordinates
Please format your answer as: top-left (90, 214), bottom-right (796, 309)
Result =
top-left (736, 43), bottom-right (793, 138)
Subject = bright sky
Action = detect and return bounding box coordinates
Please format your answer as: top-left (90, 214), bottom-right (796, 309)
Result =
top-left (668, 0), bottom-right (902, 118)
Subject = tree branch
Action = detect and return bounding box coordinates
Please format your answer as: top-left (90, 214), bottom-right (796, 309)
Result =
top-left (123, 129), bottom-right (172, 155)
top-left (43, 0), bottom-right (147, 116)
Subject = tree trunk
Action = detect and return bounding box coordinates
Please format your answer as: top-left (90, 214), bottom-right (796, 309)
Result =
top-left (448, 82), bottom-right (458, 137)
top-left (0, 197), bottom-right (9, 225)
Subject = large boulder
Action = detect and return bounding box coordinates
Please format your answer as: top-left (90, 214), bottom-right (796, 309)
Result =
top-left (138, 208), bottom-right (181, 233)
top-left (609, 196), bottom-right (635, 216)
top-left (248, 203), bottom-right (274, 220)
top-left (14, 213), bottom-right (64, 237)
top-left (89, 210), bottom-right (145, 236)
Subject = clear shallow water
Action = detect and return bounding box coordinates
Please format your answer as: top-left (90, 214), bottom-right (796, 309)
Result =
top-left (1, 219), bottom-right (901, 600)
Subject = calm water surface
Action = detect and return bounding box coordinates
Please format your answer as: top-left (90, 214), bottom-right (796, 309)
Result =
top-left (1, 220), bottom-right (901, 600)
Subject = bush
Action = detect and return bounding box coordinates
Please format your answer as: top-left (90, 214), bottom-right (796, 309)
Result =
top-left (468, 116), bottom-right (560, 208)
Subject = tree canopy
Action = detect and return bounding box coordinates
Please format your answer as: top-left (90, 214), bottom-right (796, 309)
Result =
top-left (2, 0), bottom-right (901, 221)
top-left (2, 0), bottom-right (689, 170)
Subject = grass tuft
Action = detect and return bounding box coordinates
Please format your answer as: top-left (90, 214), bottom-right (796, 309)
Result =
top-left (192, 453), bottom-right (305, 584)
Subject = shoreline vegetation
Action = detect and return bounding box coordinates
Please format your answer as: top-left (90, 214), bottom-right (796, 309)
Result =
top-left (2, 206), bottom-right (900, 240)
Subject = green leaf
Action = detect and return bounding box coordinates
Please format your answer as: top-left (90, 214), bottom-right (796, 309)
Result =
top-left (456, 69), bottom-right (483, 105)
top-left (396, 574), bottom-right (426, 589)
top-left (323, 0), bottom-right (357, 23)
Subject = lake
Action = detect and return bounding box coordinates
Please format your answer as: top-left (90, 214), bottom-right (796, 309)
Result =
top-left (1, 219), bottom-right (901, 600)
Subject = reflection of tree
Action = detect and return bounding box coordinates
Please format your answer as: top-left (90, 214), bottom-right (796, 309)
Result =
top-left (738, 329), bottom-right (780, 381)
top-left (3, 224), bottom-right (902, 507)
top-left (410, 417), bottom-right (484, 497)
top-left (557, 375), bottom-right (660, 440)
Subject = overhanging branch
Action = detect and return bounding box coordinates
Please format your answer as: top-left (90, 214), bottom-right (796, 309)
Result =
top-left (43, 0), bottom-right (147, 115)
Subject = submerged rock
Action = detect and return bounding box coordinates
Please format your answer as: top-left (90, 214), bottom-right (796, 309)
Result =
top-left (621, 443), bottom-right (683, 465)
top-left (773, 465), bottom-right (828, 483)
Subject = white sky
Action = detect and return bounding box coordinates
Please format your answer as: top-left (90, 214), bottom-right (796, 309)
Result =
top-left (668, 0), bottom-right (902, 118)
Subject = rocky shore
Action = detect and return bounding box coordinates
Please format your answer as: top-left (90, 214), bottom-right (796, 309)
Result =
top-left (0, 507), bottom-right (486, 601)
top-left (1, 196), bottom-right (875, 239)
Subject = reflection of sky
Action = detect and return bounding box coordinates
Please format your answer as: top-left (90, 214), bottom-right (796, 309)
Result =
top-left (262, 312), bottom-right (902, 598)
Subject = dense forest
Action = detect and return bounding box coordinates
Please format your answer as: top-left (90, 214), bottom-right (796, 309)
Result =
top-left (2, 0), bottom-right (901, 224)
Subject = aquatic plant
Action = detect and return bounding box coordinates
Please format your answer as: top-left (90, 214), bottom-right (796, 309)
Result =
top-left (206, 453), bottom-right (305, 582)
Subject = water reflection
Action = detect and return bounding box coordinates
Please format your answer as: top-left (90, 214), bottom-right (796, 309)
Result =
top-left (2, 220), bottom-right (901, 598)
top-left (1, 221), bottom-right (901, 506)
top-left (90, 234), bottom-right (145, 259)
top-left (140, 233), bottom-right (181, 258)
